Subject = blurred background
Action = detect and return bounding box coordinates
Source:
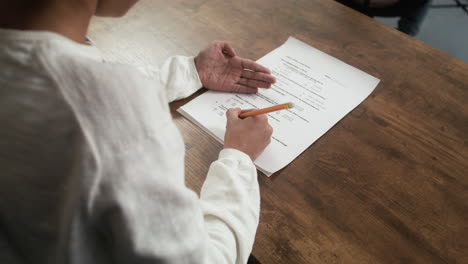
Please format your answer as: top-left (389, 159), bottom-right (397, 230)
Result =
top-left (337, 0), bottom-right (468, 62)
top-left (378, 0), bottom-right (468, 62)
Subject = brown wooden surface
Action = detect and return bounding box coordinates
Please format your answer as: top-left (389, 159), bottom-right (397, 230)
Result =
top-left (88, 0), bottom-right (468, 263)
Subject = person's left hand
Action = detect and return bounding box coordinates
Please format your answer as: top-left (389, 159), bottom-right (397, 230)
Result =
top-left (195, 41), bottom-right (276, 94)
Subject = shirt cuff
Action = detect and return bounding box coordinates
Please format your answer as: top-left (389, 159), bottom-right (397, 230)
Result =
top-left (219, 148), bottom-right (252, 163)
top-left (218, 148), bottom-right (256, 181)
top-left (186, 56), bottom-right (203, 94)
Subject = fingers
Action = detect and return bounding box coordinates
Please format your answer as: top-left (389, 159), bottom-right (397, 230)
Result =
top-left (226, 108), bottom-right (242, 122)
top-left (238, 108), bottom-right (255, 119)
top-left (241, 59), bottom-right (271, 73)
top-left (252, 113), bottom-right (268, 122)
top-left (252, 114), bottom-right (273, 143)
top-left (237, 78), bottom-right (272, 89)
top-left (240, 70), bottom-right (276, 84)
top-left (240, 109), bottom-right (254, 114)
top-left (231, 84), bottom-right (258, 94)
top-left (221, 41), bottom-right (236, 57)
top-left (228, 108), bottom-right (267, 121)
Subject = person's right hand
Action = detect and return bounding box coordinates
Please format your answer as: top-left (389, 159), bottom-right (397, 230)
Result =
top-left (223, 108), bottom-right (273, 161)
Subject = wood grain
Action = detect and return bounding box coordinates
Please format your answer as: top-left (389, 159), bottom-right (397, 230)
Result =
top-left (88, 0), bottom-right (468, 263)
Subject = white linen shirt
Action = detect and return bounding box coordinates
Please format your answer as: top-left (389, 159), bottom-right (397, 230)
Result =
top-left (0, 29), bottom-right (259, 264)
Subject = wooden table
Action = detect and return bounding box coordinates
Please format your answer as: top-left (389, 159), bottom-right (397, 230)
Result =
top-left (89, 0), bottom-right (468, 263)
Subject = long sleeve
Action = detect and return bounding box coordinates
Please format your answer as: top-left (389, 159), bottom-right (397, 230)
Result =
top-left (139, 56), bottom-right (203, 102)
top-left (89, 147), bottom-right (259, 264)
top-left (43, 49), bottom-right (259, 263)
top-left (0, 28), bottom-right (260, 264)
top-left (200, 149), bottom-right (260, 264)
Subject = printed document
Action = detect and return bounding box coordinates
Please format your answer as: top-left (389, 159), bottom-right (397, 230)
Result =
top-left (178, 37), bottom-right (380, 176)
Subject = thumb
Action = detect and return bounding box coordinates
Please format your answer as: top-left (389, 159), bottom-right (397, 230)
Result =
top-left (222, 42), bottom-right (237, 57)
top-left (226, 108), bottom-right (242, 123)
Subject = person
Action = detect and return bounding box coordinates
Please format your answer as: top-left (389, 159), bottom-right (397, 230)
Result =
top-left (0, 0), bottom-right (276, 263)
top-left (336, 0), bottom-right (431, 36)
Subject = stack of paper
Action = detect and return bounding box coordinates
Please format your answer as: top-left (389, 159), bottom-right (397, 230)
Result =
top-left (178, 37), bottom-right (380, 176)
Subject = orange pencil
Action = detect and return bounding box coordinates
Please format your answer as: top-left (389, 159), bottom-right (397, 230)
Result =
top-left (239, 102), bottom-right (294, 118)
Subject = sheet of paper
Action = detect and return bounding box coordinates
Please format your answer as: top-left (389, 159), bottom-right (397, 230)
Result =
top-left (178, 37), bottom-right (380, 176)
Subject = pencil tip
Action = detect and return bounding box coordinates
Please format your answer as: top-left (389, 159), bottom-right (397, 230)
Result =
top-left (287, 102), bottom-right (294, 109)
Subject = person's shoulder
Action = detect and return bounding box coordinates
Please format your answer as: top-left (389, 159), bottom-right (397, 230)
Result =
top-left (36, 40), bottom-right (169, 131)
top-left (37, 42), bottom-right (150, 105)
top-left (40, 43), bottom-right (137, 88)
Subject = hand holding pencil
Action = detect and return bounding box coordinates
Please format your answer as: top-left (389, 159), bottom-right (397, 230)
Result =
top-left (223, 103), bottom-right (292, 160)
top-left (224, 108), bottom-right (273, 160)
